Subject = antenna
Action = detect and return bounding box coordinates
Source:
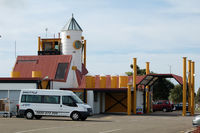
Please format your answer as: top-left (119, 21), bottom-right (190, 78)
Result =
top-left (45, 28), bottom-right (48, 37)
top-left (15, 40), bottom-right (16, 59)
top-left (72, 13), bottom-right (74, 18)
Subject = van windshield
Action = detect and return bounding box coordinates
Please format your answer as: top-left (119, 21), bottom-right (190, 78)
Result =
top-left (71, 95), bottom-right (83, 104)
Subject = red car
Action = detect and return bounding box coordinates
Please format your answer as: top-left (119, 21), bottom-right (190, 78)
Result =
top-left (153, 100), bottom-right (173, 112)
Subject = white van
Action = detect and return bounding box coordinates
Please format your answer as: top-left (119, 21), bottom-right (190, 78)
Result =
top-left (17, 89), bottom-right (92, 121)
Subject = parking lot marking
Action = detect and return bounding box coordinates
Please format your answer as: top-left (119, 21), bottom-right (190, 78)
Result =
top-left (15, 126), bottom-right (66, 133)
top-left (99, 129), bottom-right (121, 133)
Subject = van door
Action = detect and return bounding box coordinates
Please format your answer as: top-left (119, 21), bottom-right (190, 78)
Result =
top-left (60, 96), bottom-right (78, 117)
top-left (34, 95), bottom-right (61, 116)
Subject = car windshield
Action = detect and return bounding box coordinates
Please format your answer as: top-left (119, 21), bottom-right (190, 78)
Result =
top-left (71, 95), bottom-right (83, 104)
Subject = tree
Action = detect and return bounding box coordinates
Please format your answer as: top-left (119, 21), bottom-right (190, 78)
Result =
top-left (169, 85), bottom-right (182, 103)
top-left (195, 88), bottom-right (200, 104)
top-left (125, 65), bottom-right (146, 76)
top-left (153, 78), bottom-right (174, 101)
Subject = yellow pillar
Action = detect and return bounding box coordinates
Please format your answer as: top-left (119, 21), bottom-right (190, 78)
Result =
top-left (11, 71), bottom-right (20, 78)
top-left (127, 84), bottom-right (132, 115)
top-left (84, 40), bottom-right (86, 67)
top-left (91, 76), bottom-right (96, 88)
top-left (133, 58), bottom-right (137, 114)
top-left (100, 76), bottom-right (106, 88)
top-left (38, 37), bottom-right (41, 51)
top-left (182, 57), bottom-right (187, 116)
top-left (146, 62), bottom-right (150, 113)
top-left (111, 76), bottom-right (117, 88)
top-left (188, 60), bottom-right (191, 112)
top-left (191, 61), bottom-right (195, 116)
top-left (86, 76), bottom-right (92, 88)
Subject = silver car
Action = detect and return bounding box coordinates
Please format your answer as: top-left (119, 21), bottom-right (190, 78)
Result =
top-left (193, 115), bottom-right (200, 126)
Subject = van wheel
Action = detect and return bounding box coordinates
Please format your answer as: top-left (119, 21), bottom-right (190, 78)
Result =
top-left (81, 116), bottom-right (87, 121)
top-left (25, 110), bottom-right (34, 119)
top-left (71, 112), bottom-right (80, 121)
top-left (162, 108), bottom-right (167, 112)
top-left (35, 115), bottom-right (42, 119)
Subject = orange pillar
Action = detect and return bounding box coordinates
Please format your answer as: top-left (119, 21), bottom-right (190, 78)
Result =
top-left (84, 40), bottom-right (86, 67)
top-left (191, 61), bottom-right (195, 116)
top-left (182, 57), bottom-right (187, 116)
top-left (133, 58), bottom-right (137, 114)
top-left (38, 36), bottom-right (41, 51)
top-left (146, 62), bottom-right (150, 113)
top-left (127, 83), bottom-right (132, 115)
top-left (188, 60), bottom-right (191, 112)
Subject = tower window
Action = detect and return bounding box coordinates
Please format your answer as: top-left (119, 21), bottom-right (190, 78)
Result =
top-left (55, 63), bottom-right (68, 80)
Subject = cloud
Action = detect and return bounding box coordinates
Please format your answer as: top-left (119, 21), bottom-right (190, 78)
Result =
top-left (0, 0), bottom-right (199, 91)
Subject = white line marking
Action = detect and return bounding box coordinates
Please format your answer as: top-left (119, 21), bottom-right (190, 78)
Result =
top-left (99, 129), bottom-right (121, 133)
top-left (15, 126), bottom-right (66, 133)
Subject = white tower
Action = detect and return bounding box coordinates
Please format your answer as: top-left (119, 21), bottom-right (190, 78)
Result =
top-left (61, 15), bottom-right (83, 72)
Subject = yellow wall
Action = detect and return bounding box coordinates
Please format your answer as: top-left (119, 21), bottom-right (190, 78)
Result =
top-left (11, 71), bottom-right (20, 78)
top-left (119, 76), bottom-right (128, 88)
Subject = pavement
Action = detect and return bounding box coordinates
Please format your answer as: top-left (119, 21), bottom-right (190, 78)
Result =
top-left (0, 111), bottom-right (196, 133)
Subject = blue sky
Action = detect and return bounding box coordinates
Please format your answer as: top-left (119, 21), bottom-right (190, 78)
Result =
top-left (0, 0), bottom-right (200, 91)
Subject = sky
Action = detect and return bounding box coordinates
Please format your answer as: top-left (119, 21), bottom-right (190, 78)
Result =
top-left (0, 0), bottom-right (200, 91)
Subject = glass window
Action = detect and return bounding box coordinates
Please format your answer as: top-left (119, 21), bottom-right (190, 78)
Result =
top-left (21, 95), bottom-right (26, 102)
top-left (21, 95), bottom-right (42, 103)
top-left (44, 42), bottom-right (53, 51)
top-left (55, 63), bottom-right (68, 80)
top-left (43, 96), bottom-right (60, 104)
top-left (62, 96), bottom-right (79, 106)
top-left (71, 95), bottom-right (83, 104)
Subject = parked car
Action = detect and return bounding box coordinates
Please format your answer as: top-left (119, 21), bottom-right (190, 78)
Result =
top-left (153, 100), bottom-right (174, 112)
top-left (193, 115), bottom-right (200, 127)
top-left (174, 103), bottom-right (188, 111)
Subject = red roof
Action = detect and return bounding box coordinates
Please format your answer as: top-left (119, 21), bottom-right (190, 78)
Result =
top-left (137, 74), bottom-right (183, 86)
top-left (13, 55), bottom-right (72, 82)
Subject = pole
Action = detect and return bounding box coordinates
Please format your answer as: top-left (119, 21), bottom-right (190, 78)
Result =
top-left (133, 58), bottom-right (137, 114)
top-left (188, 60), bottom-right (191, 112)
top-left (146, 62), bottom-right (150, 113)
top-left (84, 40), bottom-right (86, 67)
top-left (127, 84), bottom-right (132, 115)
top-left (182, 57), bottom-right (187, 116)
top-left (191, 61), bottom-right (195, 116)
top-left (15, 41), bottom-right (16, 59)
top-left (38, 37), bottom-right (41, 52)
top-left (8, 90), bottom-right (10, 117)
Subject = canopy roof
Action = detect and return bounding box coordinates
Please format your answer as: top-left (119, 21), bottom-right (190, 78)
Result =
top-left (138, 74), bottom-right (183, 87)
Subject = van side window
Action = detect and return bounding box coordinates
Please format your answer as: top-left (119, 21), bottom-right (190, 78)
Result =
top-left (21, 95), bottom-right (42, 103)
top-left (43, 96), bottom-right (60, 104)
top-left (62, 96), bottom-right (76, 107)
top-left (21, 95), bottom-right (26, 102)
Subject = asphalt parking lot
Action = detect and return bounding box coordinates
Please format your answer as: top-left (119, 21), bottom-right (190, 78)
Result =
top-left (0, 111), bottom-right (196, 133)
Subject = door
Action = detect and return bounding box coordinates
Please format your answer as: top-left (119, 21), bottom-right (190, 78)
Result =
top-left (60, 96), bottom-right (78, 117)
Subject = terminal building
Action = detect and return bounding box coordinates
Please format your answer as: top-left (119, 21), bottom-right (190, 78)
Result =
top-left (0, 15), bottom-right (185, 116)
